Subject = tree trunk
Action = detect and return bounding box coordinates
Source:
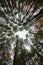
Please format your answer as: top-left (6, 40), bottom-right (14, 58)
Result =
top-left (13, 39), bottom-right (19, 65)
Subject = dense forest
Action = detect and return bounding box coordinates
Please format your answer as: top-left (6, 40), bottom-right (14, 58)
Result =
top-left (0, 0), bottom-right (43, 65)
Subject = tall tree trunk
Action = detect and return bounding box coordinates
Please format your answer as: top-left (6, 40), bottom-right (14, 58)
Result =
top-left (13, 39), bottom-right (19, 65)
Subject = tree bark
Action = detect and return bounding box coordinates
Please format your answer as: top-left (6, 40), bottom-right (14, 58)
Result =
top-left (13, 39), bottom-right (19, 65)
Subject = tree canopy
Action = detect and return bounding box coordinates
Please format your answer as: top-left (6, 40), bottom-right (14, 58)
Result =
top-left (0, 0), bottom-right (43, 65)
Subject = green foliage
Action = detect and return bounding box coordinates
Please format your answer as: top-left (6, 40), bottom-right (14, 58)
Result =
top-left (0, 0), bottom-right (43, 65)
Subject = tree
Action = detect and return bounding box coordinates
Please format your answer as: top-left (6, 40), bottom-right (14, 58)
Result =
top-left (0, 0), bottom-right (43, 65)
